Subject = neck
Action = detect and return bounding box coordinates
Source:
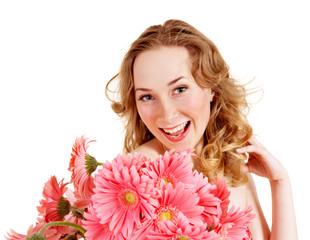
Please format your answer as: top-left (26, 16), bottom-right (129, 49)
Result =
top-left (158, 137), bottom-right (205, 157)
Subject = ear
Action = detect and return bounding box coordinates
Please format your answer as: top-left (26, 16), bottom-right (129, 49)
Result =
top-left (210, 89), bottom-right (215, 102)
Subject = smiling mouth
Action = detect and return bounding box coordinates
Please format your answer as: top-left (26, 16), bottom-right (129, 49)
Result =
top-left (160, 121), bottom-right (190, 139)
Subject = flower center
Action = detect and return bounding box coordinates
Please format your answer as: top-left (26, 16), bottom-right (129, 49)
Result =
top-left (218, 224), bottom-right (233, 240)
top-left (160, 211), bottom-right (171, 221)
top-left (125, 192), bottom-right (135, 204)
top-left (157, 173), bottom-right (176, 188)
top-left (177, 236), bottom-right (189, 240)
top-left (156, 205), bottom-right (178, 224)
top-left (119, 189), bottom-right (139, 209)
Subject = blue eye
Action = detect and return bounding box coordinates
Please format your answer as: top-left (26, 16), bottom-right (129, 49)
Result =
top-left (139, 94), bottom-right (153, 101)
top-left (173, 86), bottom-right (187, 95)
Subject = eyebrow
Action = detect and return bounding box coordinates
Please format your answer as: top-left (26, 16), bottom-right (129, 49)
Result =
top-left (135, 76), bottom-right (184, 92)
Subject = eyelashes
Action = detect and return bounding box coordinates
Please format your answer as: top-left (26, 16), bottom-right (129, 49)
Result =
top-left (139, 94), bottom-right (153, 102)
top-left (137, 85), bottom-right (188, 102)
top-left (173, 86), bottom-right (187, 95)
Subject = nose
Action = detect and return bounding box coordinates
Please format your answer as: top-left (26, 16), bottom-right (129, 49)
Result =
top-left (156, 98), bottom-right (178, 125)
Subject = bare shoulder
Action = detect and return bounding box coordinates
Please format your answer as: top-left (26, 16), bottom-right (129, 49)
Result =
top-left (228, 181), bottom-right (247, 210)
top-left (131, 138), bottom-right (162, 161)
top-left (228, 174), bottom-right (269, 238)
top-left (244, 173), bottom-right (266, 209)
top-left (244, 173), bottom-right (270, 238)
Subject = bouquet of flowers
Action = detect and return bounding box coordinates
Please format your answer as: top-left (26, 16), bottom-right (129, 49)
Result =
top-left (6, 136), bottom-right (255, 240)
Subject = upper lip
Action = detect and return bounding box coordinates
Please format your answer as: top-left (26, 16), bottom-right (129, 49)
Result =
top-left (160, 121), bottom-right (189, 134)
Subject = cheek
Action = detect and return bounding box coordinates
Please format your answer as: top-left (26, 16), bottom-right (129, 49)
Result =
top-left (137, 104), bottom-right (156, 126)
top-left (180, 94), bottom-right (211, 114)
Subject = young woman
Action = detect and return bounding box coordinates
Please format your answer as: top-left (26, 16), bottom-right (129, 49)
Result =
top-left (106, 19), bottom-right (297, 239)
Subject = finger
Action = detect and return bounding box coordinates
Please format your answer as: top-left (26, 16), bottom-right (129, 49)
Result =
top-left (236, 145), bottom-right (257, 153)
top-left (248, 135), bottom-right (263, 147)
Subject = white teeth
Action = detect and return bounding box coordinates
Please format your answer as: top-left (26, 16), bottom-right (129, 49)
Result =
top-left (162, 122), bottom-right (187, 134)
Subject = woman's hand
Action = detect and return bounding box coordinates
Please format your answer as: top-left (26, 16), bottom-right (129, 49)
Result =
top-left (236, 136), bottom-right (288, 182)
top-left (238, 136), bottom-right (298, 239)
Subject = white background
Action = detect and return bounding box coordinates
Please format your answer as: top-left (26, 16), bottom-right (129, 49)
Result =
top-left (0, 0), bottom-right (309, 238)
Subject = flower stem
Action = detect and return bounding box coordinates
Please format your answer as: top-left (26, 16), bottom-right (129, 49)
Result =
top-left (39, 221), bottom-right (86, 237)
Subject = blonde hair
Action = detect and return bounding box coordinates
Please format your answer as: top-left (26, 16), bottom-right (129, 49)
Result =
top-left (106, 19), bottom-right (252, 186)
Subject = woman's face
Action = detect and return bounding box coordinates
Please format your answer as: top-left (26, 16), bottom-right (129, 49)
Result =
top-left (133, 46), bottom-right (214, 153)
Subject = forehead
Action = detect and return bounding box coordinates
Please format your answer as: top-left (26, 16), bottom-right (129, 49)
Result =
top-left (133, 46), bottom-right (192, 87)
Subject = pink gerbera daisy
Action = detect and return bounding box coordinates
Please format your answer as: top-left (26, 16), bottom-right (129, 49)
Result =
top-left (98, 153), bottom-right (149, 183)
top-left (193, 171), bottom-right (222, 226)
top-left (37, 176), bottom-right (71, 222)
top-left (112, 152), bottom-right (149, 171)
top-left (69, 135), bottom-right (101, 201)
top-left (144, 149), bottom-right (196, 188)
top-left (148, 213), bottom-right (218, 240)
top-left (36, 176), bottom-right (74, 237)
top-left (63, 189), bottom-right (89, 226)
top-left (130, 219), bottom-right (155, 240)
top-left (131, 182), bottom-right (204, 240)
top-left (5, 229), bottom-right (26, 240)
top-left (211, 177), bottom-right (231, 220)
top-left (214, 206), bottom-right (255, 240)
top-left (82, 205), bottom-right (121, 240)
top-left (154, 182), bottom-right (204, 227)
top-left (92, 155), bottom-right (158, 239)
